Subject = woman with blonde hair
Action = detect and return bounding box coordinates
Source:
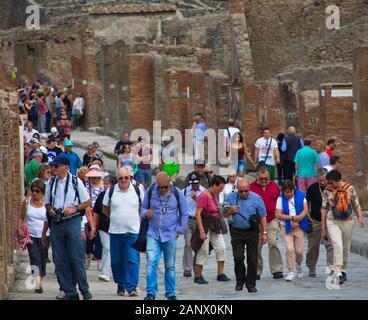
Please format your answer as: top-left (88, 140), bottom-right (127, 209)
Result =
top-left (78, 166), bottom-right (89, 186)
top-left (316, 140), bottom-right (330, 168)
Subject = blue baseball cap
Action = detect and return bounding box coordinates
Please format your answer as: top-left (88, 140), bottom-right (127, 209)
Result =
top-left (50, 155), bottom-right (70, 166)
top-left (64, 140), bottom-right (73, 147)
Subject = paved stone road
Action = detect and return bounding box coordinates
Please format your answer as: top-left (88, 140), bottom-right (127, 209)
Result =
top-left (10, 220), bottom-right (368, 300)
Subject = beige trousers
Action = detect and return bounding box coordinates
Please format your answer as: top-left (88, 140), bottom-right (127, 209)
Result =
top-left (281, 225), bottom-right (304, 272)
top-left (195, 229), bottom-right (227, 266)
top-left (326, 218), bottom-right (353, 267)
top-left (257, 219), bottom-right (283, 275)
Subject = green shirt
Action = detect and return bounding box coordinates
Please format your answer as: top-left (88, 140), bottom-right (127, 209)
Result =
top-left (25, 160), bottom-right (41, 187)
top-left (294, 146), bottom-right (320, 178)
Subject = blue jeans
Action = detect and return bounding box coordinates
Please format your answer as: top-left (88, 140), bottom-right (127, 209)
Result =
top-left (146, 236), bottom-right (176, 298)
top-left (50, 217), bottom-right (89, 297)
top-left (110, 233), bottom-right (139, 293)
top-left (231, 160), bottom-right (246, 175)
top-left (137, 168), bottom-right (152, 189)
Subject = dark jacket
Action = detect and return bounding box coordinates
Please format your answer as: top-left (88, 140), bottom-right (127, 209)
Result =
top-left (284, 134), bottom-right (302, 161)
top-left (191, 214), bottom-right (223, 253)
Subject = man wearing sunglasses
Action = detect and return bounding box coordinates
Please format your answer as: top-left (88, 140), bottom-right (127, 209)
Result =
top-left (141, 171), bottom-right (188, 300)
top-left (223, 179), bottom-right (267, 293)
top-left (250, 166), bottom-right (283, 280)
top-left (45, 155), bottom-right (92, 300)
top-left (102, 167), bottom-right (144, 297)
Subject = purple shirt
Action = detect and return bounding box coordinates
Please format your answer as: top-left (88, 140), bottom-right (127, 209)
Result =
top-left (140, 185), bottom-right (188, 242)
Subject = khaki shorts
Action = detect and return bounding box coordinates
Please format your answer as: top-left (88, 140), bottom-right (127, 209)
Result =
top-left (195, 229), bottom-right (227, 266)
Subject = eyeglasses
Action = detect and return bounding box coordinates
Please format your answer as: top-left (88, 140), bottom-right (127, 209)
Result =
top-left (207, 171), bottom-right (214, 174)
top-left (31, 189), bottom-right (41, 194)
top-left (158, 185), bottom-right (170, 190)
top-left (238, 189), bottom-right (249, 194)
top-left (258, 178), bottom-right (269, 181)
top-left (118, 176), bottom-right (130, 181)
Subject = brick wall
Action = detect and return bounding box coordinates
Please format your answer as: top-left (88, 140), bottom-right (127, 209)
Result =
top-left (128, 54), bottom-right (155, 135)
top-left (0, 89), bottom-right (22, 299)
top-left (320, 83), bottom-right (355, 183)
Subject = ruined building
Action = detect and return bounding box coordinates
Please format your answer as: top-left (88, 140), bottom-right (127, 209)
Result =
top-left (1, 0), bottom-right (368, 298)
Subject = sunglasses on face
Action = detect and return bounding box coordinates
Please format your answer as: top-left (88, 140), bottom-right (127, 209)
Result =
top-left (51, 164), bottom-right (60, 168)
top-left (118, 176), bottom-right (130, 181)
top-left (31, 189), bottom-right (41, 194)
top-left (158, 185), bottom-right (170, 190)
top-left (258, 178), bottom-right (269, 181)
top-left (238, 189), bottom-right (249, 194)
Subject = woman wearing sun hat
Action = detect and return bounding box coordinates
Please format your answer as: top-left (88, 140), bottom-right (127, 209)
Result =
top-left (84, 165), bottom-right (105, 270)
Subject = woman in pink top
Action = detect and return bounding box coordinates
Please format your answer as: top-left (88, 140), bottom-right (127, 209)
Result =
top-left (57, 108), bottom-right (72, 140)
top-left (192, 175), bottom-right (231, 285)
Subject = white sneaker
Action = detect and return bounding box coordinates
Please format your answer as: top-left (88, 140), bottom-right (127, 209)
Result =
top-left (97, 262), bottom-right (102, 272)
top-left (56, 291), bottom-right (66, 299)
top-left (128, 288), bottom-right (141, 297)
top-left (98, 275), bottom-right (110, 282)
top-left (286, 272), bottom-right (295, 282)
top-left (296, 265), bottom-right (304, 279)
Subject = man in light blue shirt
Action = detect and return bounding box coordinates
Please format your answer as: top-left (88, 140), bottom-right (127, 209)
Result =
top-left (141, 171), bottom-right (188, 300)
top-left (223, 179), bottom-right (267, 293)
top-left (44, 155), bottom-right (92, 300)
top-left (182, 173), bottom-right (205, 278)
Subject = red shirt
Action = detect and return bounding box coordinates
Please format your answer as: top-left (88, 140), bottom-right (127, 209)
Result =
top-left (196, 192), bottom-right (220, 217)
top-left (250, 181), bottom-right (280, 223)
top-left (326, 147), bottom-right (333, 158)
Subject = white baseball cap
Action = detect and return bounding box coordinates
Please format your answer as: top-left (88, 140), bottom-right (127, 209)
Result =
top-left (51, 127), bottom-right (58, 134)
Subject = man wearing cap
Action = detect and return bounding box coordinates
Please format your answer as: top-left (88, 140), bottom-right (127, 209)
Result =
top-left (47, 137), bottom-right (63, 162)
top-left (60, 140), bottom-right (82, 176)
top-left (184, 160), bottom-right (210, 189)
top-left (25, 150), bottom-right (43, 188)
top-left (45, 155), bottom-right (92, 300)
top-left (29, 138), bottom-right (41, 159)
top-left (183, 172), bottom-right (205, 278)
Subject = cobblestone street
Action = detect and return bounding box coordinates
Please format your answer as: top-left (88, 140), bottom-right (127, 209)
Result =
top-left (10, 218), bottom-right (368, 300)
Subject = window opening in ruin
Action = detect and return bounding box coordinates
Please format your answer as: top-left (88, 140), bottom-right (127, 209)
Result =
top-left (27, 45), bottom-right (35, 56)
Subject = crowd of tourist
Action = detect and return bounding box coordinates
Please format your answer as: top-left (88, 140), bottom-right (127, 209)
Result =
top-left (15, 84), bottom-right (365, 299)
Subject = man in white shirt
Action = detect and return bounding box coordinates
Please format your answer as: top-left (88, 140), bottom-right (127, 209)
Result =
top-left (254, 127), bottom-right (280, 181)
top-left (324, 155), bottom-right (342, 172)
top-left (182, 173), bottom-right (205, 278)
top-left (224, 118), bottom-right (240, 156)
top-left (24, 121), bottom-right (39, 143)
top-left (103, 167), bottom-right (144, 297)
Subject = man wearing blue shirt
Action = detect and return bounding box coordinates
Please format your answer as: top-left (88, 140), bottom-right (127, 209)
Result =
top-left (60, 140), bottom-right (82, 176)
top-left (224, 179), bottom-right (267, 293)
top-left (141, 171), bottom-right (188, 300)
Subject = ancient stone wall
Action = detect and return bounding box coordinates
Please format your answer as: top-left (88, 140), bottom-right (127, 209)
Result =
top-left (244, 0), bottom-right (368, 81)
top-left (0, 89), bottom-right (22, 300)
